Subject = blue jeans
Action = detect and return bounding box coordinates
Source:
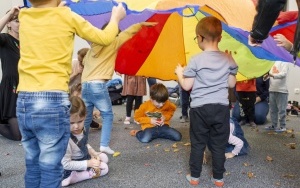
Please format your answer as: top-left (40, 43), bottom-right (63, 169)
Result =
top-left (232, 100), bottom-right (269, 125)
top-left (136, 125), bottom-right (182, 143)
top-left (16, 92), bottom-right (70, 188)
top-left (82, 82), bottom-right (113, 147)
top-left (269, 92), bottom-right (288, 128)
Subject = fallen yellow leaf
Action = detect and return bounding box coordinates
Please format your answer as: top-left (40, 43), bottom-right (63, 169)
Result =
top-left (247, 172), bottom-right (255, 178)
top-left (164, 148), bottom-right (170, 152)
top-left (155, 144), bottom-right (161, 147)
top-left (266, 156), bottom-right (273, 162)
top-left (172, 143), bottom-right (177, 148)
top-left (173, 149), bottom-right (179, 152)
top-left (183, 142), bottom-right (191, 146)
top-left (113, 151), bottom-right (121, 157)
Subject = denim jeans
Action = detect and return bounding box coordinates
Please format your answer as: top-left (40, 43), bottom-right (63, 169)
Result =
top-left (16, 92), bottom-right (70, 188)
top-left (269, 92), bottom-right (288, 128)
top-left (82, 82), bottom-right (113, 147)
top-left (232, 100), bottom-right (269, 125)
top-left (136, 125), bottom-right (182, 143)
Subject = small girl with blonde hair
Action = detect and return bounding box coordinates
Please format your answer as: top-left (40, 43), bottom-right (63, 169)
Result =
top-left (61, 96), bottom-right (108, 186)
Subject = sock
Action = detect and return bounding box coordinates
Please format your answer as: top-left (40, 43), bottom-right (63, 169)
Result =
top-left (99, 152), bottom-right (109, 163)
top-left (100, 146), bottom-right (115, 154)
top-left (61, 171), bottom-right (90, 186)
top-left (100, 162), bottom-right (109, 176)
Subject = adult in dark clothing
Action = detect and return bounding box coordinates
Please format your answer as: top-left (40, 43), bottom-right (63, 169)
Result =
top-left (0, 7), bottom-right (21, 141)
top-left (232, 75), bottom-right (270, 125)
top-left (249, 0), bottom-right (300, 61)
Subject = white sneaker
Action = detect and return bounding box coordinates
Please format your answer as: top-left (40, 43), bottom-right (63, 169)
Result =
top-left (100, 146), bottom-right (115, 154)
top-left (123, 117), bottom-right (131, 125)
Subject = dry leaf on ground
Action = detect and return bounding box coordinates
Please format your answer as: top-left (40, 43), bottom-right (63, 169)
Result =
top-left (266, 156), bottom-right (273, 162)
top-left (113, 151), bottom-right (121, 157)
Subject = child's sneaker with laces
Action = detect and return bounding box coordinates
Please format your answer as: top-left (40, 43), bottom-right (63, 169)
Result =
top-left (211, 177), bottom-right (224, 187)
top-left (123, 117), bottom-right (131, 125)
top-left (275, 127), bottom-right (287, 133)
top-left (265, 125), bottom-right (275, 130)
top-left (186, 174), bottom-right (199, 186)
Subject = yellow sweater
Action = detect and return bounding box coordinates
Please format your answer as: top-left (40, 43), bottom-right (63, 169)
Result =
top-left (17, 7), bottom-right (119, 92)
top-left (81, 23), bottom-right (143, 82)
top-left (134, 100), bottom-right (176, 130)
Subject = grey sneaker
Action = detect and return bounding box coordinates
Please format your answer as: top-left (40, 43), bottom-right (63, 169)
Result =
top-left (180, 116), bottom-right (189, 123)
top-left (265, 125), bottom-right (275, 130)
top-left (275, 127), bottom-right (287, 133)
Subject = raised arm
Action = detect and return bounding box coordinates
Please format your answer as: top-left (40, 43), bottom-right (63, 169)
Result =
top-left (0, 6), bottom-right (19, 32)
top-left (249, 0), bottom-right (287, 46)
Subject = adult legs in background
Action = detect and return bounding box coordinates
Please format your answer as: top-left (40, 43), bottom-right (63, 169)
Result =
top-left (0, 117), bottom-right (21, 141)
top-left (254, 101), bottom-right (269, 125)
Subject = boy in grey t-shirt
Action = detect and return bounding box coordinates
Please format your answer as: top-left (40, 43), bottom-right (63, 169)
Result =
top-left (175, 16), bottom-right (238, 187)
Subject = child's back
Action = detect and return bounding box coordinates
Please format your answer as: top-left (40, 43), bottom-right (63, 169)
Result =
top-left (18, 6), bottom-right (122, 92)
top-left (16, 2), bottom-right (125, 187)
top-left (186, 51), bottom-right (236, 107)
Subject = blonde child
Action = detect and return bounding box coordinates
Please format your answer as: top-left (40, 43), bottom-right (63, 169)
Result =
top-left (131, 83), bottom-right (182, 143)
top-left (175, 16), bottom-right (238, 187)
top-left (81, 22), bottom-right (156, 154)
top-left (16, 0), bottom-right (125, 187)
top-left (61, 96), bottom-right (108, 187)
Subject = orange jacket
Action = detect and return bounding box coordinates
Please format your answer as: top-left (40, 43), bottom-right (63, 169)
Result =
top-left (134, 100), bottom-right (176, 130)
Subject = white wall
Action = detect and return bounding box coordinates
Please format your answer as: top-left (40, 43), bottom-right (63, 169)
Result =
top-left (0, 0), bottom-right (299, 102)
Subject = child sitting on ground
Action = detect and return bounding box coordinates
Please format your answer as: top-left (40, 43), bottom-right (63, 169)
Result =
top-left (61, 96), bottom-right (109, 187)
top-left (131, 83), bottom-right (182, 143)
top-left (225, 118), bottom-right (250, 159)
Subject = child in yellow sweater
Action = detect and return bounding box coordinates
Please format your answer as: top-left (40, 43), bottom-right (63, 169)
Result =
top-left (131, 83), bottom-right (182, 143)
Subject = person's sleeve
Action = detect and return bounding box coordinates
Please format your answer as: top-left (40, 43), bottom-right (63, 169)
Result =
top-left (61, 141), bottom-right (88, 171)
top-left (71, 11), bottom-right (119, 46)
top-left (115, 23), bottom-right (142, 49)
top-left (134, 103), bottom-right (152, 125)
top-left (162, 101), bottom-right (176, 122)
top-left (183, 58), bottom-right (197, 78)
top-left (258, 78), bottom-right (269, 101)
top-left (250, 0), bottom-right (287, 41)
top-left (273, 62), bottom-right (289, 79)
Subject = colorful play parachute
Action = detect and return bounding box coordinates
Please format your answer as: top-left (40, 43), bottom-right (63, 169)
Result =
top-left (23, 0), bottom-right (299, 81)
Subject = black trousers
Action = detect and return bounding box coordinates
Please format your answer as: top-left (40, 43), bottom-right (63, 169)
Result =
top-left (189, 104), bottom-right (230, 179)
top-left (126, 95), bottom-right (143, 117)
top-left (237, 91), bottom-right (256, 122)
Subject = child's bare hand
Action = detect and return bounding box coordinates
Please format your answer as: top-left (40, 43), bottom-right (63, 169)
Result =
top-left (87, 158), bottom-right (100, 168)
top-left (111, 3), bottom-right (126, 23)
top-left (274, 34), bottom-right (293, 51)
top-left (225, 152), bottom-right (235, 159)
top-left (141, 22), bottom-right (158, 27)
top-left (7, 6), bottom-right (20, 17)
top-left (175, 64), bottom-right (184, 75)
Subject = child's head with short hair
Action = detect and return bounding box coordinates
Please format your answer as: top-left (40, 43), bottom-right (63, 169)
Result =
top-left (69, 96), bottom-right (86, 134)
top-left (195, 16), bottom-right (222, 44)
top-left (150, 83), bottom-right (169, 108)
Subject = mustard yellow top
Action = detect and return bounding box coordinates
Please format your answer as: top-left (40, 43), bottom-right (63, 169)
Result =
top-left (81, 23), bottom-right (142, 82)
top-left (17, 7), bottom-right (119, 92)
top-left (134, 100), bottom-right (176, 130)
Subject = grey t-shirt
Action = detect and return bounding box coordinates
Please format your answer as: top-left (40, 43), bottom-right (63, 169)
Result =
top-left (183, 51), bottom-right (238, 108)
